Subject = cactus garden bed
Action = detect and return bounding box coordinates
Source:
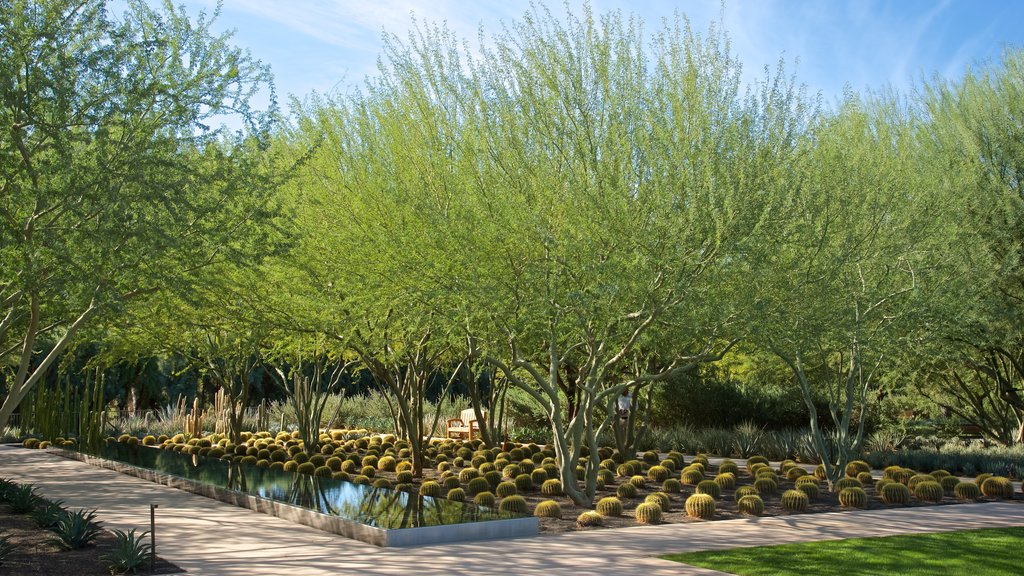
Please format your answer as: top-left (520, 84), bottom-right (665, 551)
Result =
top-left (25, 431), bottom-right (1024, 537)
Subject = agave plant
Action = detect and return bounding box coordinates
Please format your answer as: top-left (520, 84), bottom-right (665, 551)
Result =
top-left (0, 532), bottom-right (15, 564)
top-left (50, 508), bottom-right (102, 550)
top-left (5, 484), bottom-right (39, 514)
top-left (31, 499), bottom-right (66, 530)
top-left (103, 529), bottom-right (152, 574)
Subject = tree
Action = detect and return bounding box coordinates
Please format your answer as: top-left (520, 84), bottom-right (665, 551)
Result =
top-left (286, 5), bottom-right (808, 506)
top-left (917, 49), bottom-right (1024, 444)
top-left (0, 0), bottom-right (278, 430)
top-left (752, 94), bottom-right (956, 489)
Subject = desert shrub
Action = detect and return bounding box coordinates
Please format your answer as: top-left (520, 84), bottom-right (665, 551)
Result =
top-left (596, 497), bottom-right (623, 517)
top-left (838, 487), bottom-right (868, 508)
top-left (685, 493), bottom-right (716, 519)
top-left (737, 494), bottom-right (764, 516)
top-left (103, 528), bottom-right (151, 574)
top-left (51, 509), bottom-right (101, 550)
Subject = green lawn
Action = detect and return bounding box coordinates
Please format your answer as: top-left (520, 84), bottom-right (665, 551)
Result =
top-left (662, 526), bottom-right (1024, 575)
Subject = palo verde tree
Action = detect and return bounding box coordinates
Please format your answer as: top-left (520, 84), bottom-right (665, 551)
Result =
top-left (0, 0), bottom-right (279, 430)
top-left (289, 4), bottom-right (810, 505)
top-left (751, 94), bottom-right (958, 489)
top-left (917, 49), bottom-right (1024, 444)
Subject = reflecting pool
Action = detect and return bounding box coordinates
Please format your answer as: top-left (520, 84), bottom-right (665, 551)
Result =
top-left (77, 442), bottom-right (522, 529)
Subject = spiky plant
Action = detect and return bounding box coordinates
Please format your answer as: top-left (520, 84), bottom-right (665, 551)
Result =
top-left (662, 478), bottom-right (682, 493)
top-left (797, 482), bottom-right (819, 500)
top-left (534, 500), bottom-right (562, 519)
top-left (50, 509), bottom-right (101, 550)
top-left (419, 481), bottom-right (442, 498)
top-left (953, 481), bottom-right (980, 500)
top-left (939, 476), bottom-right (960, 492)
top-left (634, 502), bottom-right (663, 524)
top-left (838, 487), bottom-right (867, 508)
top-left (719, 461), bottom-right (739, 476)
top-left (628, 475), bottom-right (646, 488)
top-left (102, 528), bottom-right (152, 574)
top-left (696, 480), bottom-right (722, 499)
top-left (685, 493), bottom-right (716, 519)
top-left (514, 473), bottom-right (533, 492)
top-left (577, 511), bottom-right (603, 527)
top-left (907, 474), bottom-right (937, 491)
top-left (753, 477), bottom-right (778, 495)
top-left (834, 478), bottom-right (862, 491)
top-left (930, 470), bottom-right (951, 480)
top-left (981, 476), bottom-right (1014, 499)
top-left (616, 482), bottom-right (638, 499)
top-left (645, 492), bottom-right (670, 512)
top-left (781, 489), bottom-right (809, 512)
top-left (647, 465), bottom-right (670, 483)
top-left (975, 473), bottom-right (993, 486)
top-left (540, 479), bottom-right (563, 496)
top-left (474, 491), bottom-right (496, 508)
top-left (681, 469), bottom-right (704, 485)
top-left (735, 486), bottom-right (758, 499)
top-left (466, 477), bottom-right (489, 495)
top-left (714, 473), bottom-right (736, 490)
top-left (446, 487), bottom-right (466, 501)
top-left (498, 495), bottom-right (528, 515)
top-left (914, 481), bottom-right (944, 502)
top-left (596, 497), bottom-right (623, 517)
top-left (880, 482), bottom-right (911, 505)
top-left (737, 494), bottom-right (765, 516)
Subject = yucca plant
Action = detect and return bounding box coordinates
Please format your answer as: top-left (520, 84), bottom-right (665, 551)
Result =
top-left (104, 529), bottom-right (152, 574)
top-left (50, 508), bottom-right (102, 550)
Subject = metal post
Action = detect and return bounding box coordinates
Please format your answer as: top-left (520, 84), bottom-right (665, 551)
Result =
top-left (150, 504), bottom-right (159, 573)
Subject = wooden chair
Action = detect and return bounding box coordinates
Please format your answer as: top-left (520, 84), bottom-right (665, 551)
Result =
top-left (446, 408), bottom-right (485, 440)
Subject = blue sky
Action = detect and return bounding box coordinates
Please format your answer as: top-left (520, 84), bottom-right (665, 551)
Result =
top-left (171, 0), bottom-right (1023, 112)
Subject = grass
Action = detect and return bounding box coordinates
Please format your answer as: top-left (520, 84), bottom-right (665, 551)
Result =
top-left (662, 526), bottom-right (1024, 575)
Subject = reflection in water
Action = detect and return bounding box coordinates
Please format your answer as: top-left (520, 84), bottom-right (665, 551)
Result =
top-left (74, 443), bottom-right (521, 529)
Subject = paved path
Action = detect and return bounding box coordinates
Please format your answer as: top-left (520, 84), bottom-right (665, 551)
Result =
top-left (3, 445), bottom-right (1024, 576)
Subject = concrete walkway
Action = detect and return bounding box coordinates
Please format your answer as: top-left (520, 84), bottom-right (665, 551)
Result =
top-left (3, 445), bottom-right (1023, 576)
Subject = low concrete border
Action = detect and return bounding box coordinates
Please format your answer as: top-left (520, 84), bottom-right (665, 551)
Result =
top-left (53, 448), bottom-right (538, 547)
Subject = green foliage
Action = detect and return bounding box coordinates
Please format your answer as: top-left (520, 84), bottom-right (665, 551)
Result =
top-left (50, 508), bottom-right (101, 550)
top-left (685, 493), bottom-right (716, 519)
top-left (5, 483), bottom-right (39, 514)
top-left (596, 497), bottom-right (623, 517)
top-left (737, 494), bottom-right (764, 516)
top-left (634, 502), bottom-right (663, 524)
top-left (103, 528), bottom-right (152, 574)
top-left (838, 487), bottom-right (868, 509)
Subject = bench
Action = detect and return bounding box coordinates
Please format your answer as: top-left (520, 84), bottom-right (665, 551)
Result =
top-left (447, 408), bottom-right (486, 440)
